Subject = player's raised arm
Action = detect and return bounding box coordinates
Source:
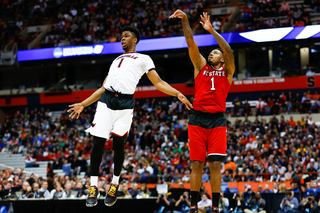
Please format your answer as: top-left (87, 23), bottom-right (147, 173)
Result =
top-left (68, 76), bottom-right (107, 119)
top-left (170, 10), bottom-right (206, 75)
top-left (147, 70), bottom-right (193, 110)
top-left (199, 12), bottom-right (235, 83)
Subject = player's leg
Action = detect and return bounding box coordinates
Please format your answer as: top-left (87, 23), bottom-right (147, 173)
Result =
top-left (188, 121), bottom-right (207, 213)
top-left (190, 160), bottom-right (205, 205)
top-left (105, 109), bottom-right (132, 207)
top-left (104, 133), bottom-right (126, 206)
top-left (208, 161), bottom-right (222, 212)
top-left (85, 136), bottom-right (106, 206)
top-left (208, 124), bottom-right (227, 213)
top-left (84, 102), bottom-right (113, 207)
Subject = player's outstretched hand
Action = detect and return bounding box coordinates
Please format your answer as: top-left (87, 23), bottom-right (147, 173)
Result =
top-left (177, 93), bottom-right (193, 110)
top-left (169, 9), bottom-right (187, 19)
top-left (68, 103), bottom-right (84, 119)
top-left (199, 12), bottom-right (213, 32)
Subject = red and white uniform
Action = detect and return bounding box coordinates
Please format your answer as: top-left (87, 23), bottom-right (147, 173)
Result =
top-left (193, 65), bottom-right (231, 113)
top-left (188, 65), bottom-right (230, 162)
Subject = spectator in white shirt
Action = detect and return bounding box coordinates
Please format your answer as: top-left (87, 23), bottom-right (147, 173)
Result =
top-left (197, 193), bottom-right (212, 213)
top-left (212, 18), bottom-right (222, 33)
top-left (306, 116), bottom-right (315, 125)
top-left (39, 181), bottom-right (51, 198)
top-left (256, 98), bottom-right (266, 116)
top-left (284, 165), bottom-right (293, 181)
top-left (25, 153), bottom-right (38, 168)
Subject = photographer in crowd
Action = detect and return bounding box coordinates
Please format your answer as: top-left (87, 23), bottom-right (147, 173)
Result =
top-left (219, 192), bottom-right (230, 213)
top-left (298, 192), bottom-right (318, 213)
top-left (278, 190), bottom-right (299, 213)
top-left (174, 191), bottom-right (191, 213)
top-left (244, 192), bottom-right (266, 213)
top-left (155, 192), bottom-right (175, 213)
top-left (243, 185), bottom-right (255, 205)
top-left (230, 193), bottom-right (245, 213)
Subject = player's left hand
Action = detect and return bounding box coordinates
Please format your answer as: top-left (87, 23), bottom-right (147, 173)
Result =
top-left (200, 12), bottom-right (213, 32)
top-left (177, 93), bottom-right (193, 110)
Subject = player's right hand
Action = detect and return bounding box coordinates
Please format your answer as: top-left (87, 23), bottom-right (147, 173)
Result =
top-left (169, 9), bottom-right (187, 19)
top-left (68, 103), bottom-right (84, 119)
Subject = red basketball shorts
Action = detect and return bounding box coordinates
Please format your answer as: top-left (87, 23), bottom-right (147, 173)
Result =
top-left (188, 111), bottom-right (227, 162)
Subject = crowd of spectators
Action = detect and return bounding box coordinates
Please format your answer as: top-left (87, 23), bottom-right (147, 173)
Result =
top-left (2, 0), bottom-right (319, 51)
top-left (0, 0), bottom-right (217, 51)
top-left (1, 90), bottom-right (320, 211)
top-left (235, 0), bottom-right (315, 32)
top-left (230, 90), bottom-right (320, 117)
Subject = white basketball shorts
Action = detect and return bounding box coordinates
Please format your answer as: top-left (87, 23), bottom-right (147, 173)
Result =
top-left (85, 101), bottom-right (133, 139)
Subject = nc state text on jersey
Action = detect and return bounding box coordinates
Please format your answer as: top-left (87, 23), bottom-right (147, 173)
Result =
top-left (203, 70), bottom-right (226, 77)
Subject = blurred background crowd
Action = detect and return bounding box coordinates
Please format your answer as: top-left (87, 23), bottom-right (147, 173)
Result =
top-left (1, 89), bottom-right (320, 212)
top-left (1, 0), bottom-right (318, 51)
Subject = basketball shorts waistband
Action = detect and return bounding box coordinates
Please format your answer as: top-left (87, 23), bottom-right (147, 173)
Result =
top-left (192, 110), bottom-right (224, 118)
top-left (105, 90), bottom-right (134, 99)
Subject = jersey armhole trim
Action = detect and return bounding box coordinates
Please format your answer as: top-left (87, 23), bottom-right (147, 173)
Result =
top-left (147, 68), bottom-right (156, 73)
top-left (194, 65), bottom-right (206, 80)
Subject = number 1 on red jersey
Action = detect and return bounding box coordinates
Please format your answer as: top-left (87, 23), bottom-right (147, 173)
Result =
top-left (211, 77), bottom-right (216, 90)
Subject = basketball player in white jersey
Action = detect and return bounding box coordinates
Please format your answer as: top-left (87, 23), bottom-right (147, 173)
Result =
top-left (68, 26), bottom-right (193, 207)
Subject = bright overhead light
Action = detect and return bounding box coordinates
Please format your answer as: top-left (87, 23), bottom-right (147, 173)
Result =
top-left (296, 25), bottom-right (320, 39)
top-left (239, 27), bottom-right (293, 42)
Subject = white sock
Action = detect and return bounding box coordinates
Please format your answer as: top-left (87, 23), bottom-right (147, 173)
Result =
top-left (90, 176), bottom-right (98, 187)
top-left (111, 175), bottom-right (120, 185)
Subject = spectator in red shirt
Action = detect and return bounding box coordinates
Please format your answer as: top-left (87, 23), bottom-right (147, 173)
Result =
top-left (288, 116), bottom-right (297, 127)
top-left (280, 0), bottom-right (290, 15)
top-left (172, 153), bottom-right (181, 166)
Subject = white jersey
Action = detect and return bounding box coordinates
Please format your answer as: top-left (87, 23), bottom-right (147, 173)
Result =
top-left (104, 52), bottom-right (155, 94)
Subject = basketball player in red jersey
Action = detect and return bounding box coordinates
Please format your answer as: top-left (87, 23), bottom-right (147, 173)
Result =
top-left (170, 10), bottom-right (235, 213)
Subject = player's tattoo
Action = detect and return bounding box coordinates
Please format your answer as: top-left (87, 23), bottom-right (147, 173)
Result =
top-left (210, 31), bottom-right (235, 77)
top-left (181, 19), bottom-right (194, 41)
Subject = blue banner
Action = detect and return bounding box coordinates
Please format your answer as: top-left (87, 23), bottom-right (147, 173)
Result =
top-left (17, 25), bottom-right (320, 62)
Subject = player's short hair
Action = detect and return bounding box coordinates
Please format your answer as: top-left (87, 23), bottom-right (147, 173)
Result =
top-left (122, 26), bottom-right (141, 43)
top-left (214, 48), bottom-right (224, 55)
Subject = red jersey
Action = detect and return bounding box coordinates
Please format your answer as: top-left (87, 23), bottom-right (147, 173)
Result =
top-left (193, 65), bottom-right (230, 113)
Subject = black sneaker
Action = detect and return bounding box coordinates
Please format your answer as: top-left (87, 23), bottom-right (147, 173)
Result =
top-left (104, 183), bottom-right (119, 207)
top-left (85, 185), bottom-right (99, 207)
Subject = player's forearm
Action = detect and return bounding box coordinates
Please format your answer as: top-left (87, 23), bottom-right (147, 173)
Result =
top-left (81, 87), bottom-right (105, 107)
top-left (155, 81), bottom-right (180, 97)
top-left (207, 28), bottom-right (233, 56)
top-left (181, 17), bottom-right (194, 43)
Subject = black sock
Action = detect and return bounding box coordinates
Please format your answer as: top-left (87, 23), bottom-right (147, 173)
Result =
top-left (190, 191), bottom-right (199, 206)
top-left (112, 135), bottom-right (126, 176)
top-left (212, 192), bottom-right (220, 208)
top-left (90, 136), bottom-right (106, 176)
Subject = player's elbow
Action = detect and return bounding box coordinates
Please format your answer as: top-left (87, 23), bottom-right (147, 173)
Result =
top-left (98, 86), bottom-right (105, 94)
